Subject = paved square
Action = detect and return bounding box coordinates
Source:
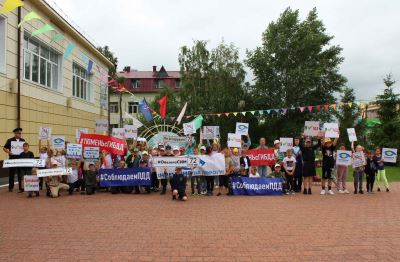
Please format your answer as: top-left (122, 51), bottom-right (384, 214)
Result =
top-left (0, 183), bottom-right (399, 262)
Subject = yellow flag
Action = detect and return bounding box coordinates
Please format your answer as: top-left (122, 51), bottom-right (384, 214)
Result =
top-left (18, 11), bottom-right (41, 27)
top-left (0, 0), bottom-right (24, 14)
top-left (348, 102), bottom-right (353, 108)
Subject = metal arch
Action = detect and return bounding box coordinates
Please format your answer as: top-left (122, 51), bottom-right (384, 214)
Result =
top-left (139, 124), bottom-right (184, 141)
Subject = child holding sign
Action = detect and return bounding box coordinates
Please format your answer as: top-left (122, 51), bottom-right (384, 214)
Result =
top-left (373, 147), bottom-right (390, 192)
top-left (27, 168), bottom-right (40, 198)
top-left (351, 142), bottom-right (365, 194)
top-left (321, 138), bottom-right (338, 195)
top-left (336, 144), bottom-right (350, 194)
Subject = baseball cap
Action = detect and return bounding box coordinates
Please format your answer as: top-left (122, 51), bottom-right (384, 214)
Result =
top-left (324, 137), bottom-right (332, 144)
top-left (142, 151), bottom-right (149, 155)
top-left (200, 146), bottom-right (206, 151)
top-left (173, 146), bottom-right (179, 151)
top-left (274, 140), bottom-right (280, 145)
top-left (232, 148), bottom-right (239, 153)
top-left (274, 164), bottom-right (281, 168)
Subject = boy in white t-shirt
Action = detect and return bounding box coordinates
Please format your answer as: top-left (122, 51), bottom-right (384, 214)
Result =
top-left (249, 166), bottom-right (260, 178)
top-left (282, 149), bottom-right (296, 194)
top-left (68, 159), bottom-right (81, 195)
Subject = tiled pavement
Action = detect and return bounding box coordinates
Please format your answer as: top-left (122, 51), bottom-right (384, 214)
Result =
top-left (0, 183), bottom-right (399, 262)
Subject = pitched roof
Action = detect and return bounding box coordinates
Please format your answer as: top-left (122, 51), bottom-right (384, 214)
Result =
top-left (118, 70), bottom-right (181, 79)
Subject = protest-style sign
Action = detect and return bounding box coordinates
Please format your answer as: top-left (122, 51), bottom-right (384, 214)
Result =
top-left (11, 141), bottom-right (24, 155)
top-left (336, 150), bottom-right (353, 166)
top-left (152, 156), bottom-right (189, 167)
top-left (52, 136), bottom-right (65, 150)
top-left (304, 121), bottom-right (320, 137)
top-left (163, 135), bottom-right (189, 145)
top-left (382, 148), bottom-right (398, 163)
top-left (66, 143), bottom-right (82, 159)
top-left (124, 125), bottom-right (137, 139)
top-left (76, 128), bottom-right (89, 140)
top-left (203, 126), bottom-right (220, 139)
top-left (137, 137), bottom-right (147, 142)
top-left (155, 167), bottom-right (191, 179)
top-left (2, 159), bottom-right (45, 168)
top-left (324, 123), bottom-right (340, 138)
top-left (183, 122), bottom-right (196, 135)
top-left (99, 168), bottom-right (151, 187)
top-left (347, 128), bottom-right (357, 142)
top-left (112, 128), bottom-right (125, 139)
top-left (79, 134), bottom-right (127, 155)
top-left (352, 152), bottom-right (366, 168)
top-left (279, 138), bottom-right (293, 153)
top-left (39, 127), bottom-right (52, 140)
top-left (231, 177), bottom-right (284, 196)
top-left (95, 120), bottom-right (109, 133)
top-left (227, 133), bottom-right (241, 148)
top-left (83, 147), bottom-right (100, 159)
top-left (247, 148), bottom-right (276, 166)
top-left (235, 123), bottom-right (249, 135)
top-left (23, 175), bottom-right (40, 192)
top-left (37, 168), bottom-right (72, 178)
top-left (191, 153), bottom-right (226, 177)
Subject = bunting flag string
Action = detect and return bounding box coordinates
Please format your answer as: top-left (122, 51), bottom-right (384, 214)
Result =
top-left (18, 11), bottom-right (41, 27)
top-left (0, 0), bottom-right (23, 14)
top-left (31, 24), bottom-right (55, 37)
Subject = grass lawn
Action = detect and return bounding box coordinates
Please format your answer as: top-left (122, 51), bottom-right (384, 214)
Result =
top-left (316, 166), bottom-right (400, 182)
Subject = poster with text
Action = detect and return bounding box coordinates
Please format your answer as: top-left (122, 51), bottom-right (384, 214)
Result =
top-left (52, 136), bottom-right (65, 150)
top-left (336, 150), bottom-right (352, 166)
top-left (112, 128), bottom-right (125, 139)
top-left (227, 133), bottom-right (241, 148)
top-left (11, 141), bottom-right (24, 155)
top-left (39, 127), bottom-right (52, 140)
top-left (76, 128), bottom-right (89, 140)
top-left (304, 121), bottom-right (320, 137)
top-left (66, 144), bottom-right (82, 159)
top-left (382, 148), bottom-right (398, 163)
top-left (183, 122), bottom-right (196, 135)
top-left (124, 125), bottom-right (138, 139)
top-left (279, 138), bottom-right (293, 153)
top-left (203, 126), bottom-right (220, 139)
top-left (23, 176), bottom-right (40, 192)
top-left (324, 123), bottom-right (340, 138)
top-left (347, 128), bottom-right (357, 142)
top-left (95, 120), bottom-right (109, 133)
top-left (83, 147), bottom-right (100, 159)
top-left (235, 123), bottom-right (249, 135)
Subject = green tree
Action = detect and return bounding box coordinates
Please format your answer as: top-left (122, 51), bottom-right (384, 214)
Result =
top-left (335, 87), bottom-right (359, 148)
top-left (246, 7), bottom-right (347, 143)
top-left (371, 74), bottom-right (400, 148)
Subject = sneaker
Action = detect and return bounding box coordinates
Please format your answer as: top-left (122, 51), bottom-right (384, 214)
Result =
top-left (291, 191), bottom-right (295, 195)
top-left (377, 188), bottom-right (381, 192)
top-left (344, 189), bottom-right (350, 194)
top-left (338, 190), bottom-right (344, 194)
top-left (359, 190), bottom-right (364, 194)
top-left (201, 191), bottom-right (207, 195)
top-left (303, 189), bottom-right (307, 195)
top-left (308, 188), bottom-right (312, 195)
top-left (328, 190), bottom-right (334, 195)
top-left (285, 191), bottom-right (289, 195)
top-left (386, 188), bottom-right (390, 192)
top-left (320, 190), bottom-right (326, 195)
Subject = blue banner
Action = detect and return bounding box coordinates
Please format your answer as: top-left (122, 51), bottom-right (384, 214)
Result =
top-left (231, 177), bottom-right (283, 196)
top-left (99, 168), bottom-right (151, 187)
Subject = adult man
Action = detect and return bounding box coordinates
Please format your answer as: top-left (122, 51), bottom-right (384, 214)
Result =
top-left (257, 137), bottom-right (268, 177)
top-left (126, 147), bottom-right (141, 194)
top-left (3, 128), bottom-right (26, 192)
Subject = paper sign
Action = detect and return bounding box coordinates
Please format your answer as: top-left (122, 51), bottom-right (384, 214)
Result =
top-left (39, 127), bottom-right (52, 140)
top-left (279, 138), bottom-right (293, 153)
top-left (228, 133), bottom-right (241, 148)
top-left (112, 128), bottom-right (125, 139)
top-left (66, 143), bottom-right (82, 159)
top-left (83, 147), bottom-right (100, 159)
top-left (324, 123), bottom-right (340, 138)
top-left (382, 148), bottom-right (398, 163)
top-left (11, 141), bottom-right (24, 155)
top-left (76, 128), bottom-right (89, 140)
top-left (79, 134), bottom-right (127, 155)
top-left (183, 122), bottom-right (196, 135)
top-left (235, 123), bottom-right (249, 135)
top-left (203, 126), bottom-right (220, 139)
top-left (3, 159), bottom-right (45, 168)
top-left (163, 136), bottom-right (190, 144)
top-left (23, 176), bottom-right (40, 192)
top-left (52, 136), bottom-right (65, 150)
top-left (37, 168), bottom-right (72, 178)
top-left (152, 156), bottom-right (189, 167)
top-left (347, 128), bottom-right (357, 142)
top-left (352, 152), bottom-right (366, 168)
top-left (304, 121), bottom-right (320, 137)
top-left (124, 125), bottom-right (137, 139)
top-left (95, 120), bottom-right (109, 133)
top-left (336, 150), bottom-right (352, 166)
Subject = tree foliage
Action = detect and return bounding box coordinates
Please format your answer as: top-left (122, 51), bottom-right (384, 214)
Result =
top-left (97, 45), bottom-right (118, 76)
top-left (335, 87), bottom-right (359, 148)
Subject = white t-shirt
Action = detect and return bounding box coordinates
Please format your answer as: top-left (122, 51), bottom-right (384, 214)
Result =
top-left (40, 153), bottom-right (48, 160)
top-left (68, 168), bottom-right (78, 183)
top-left (283, 156), bottom-right (296, 172)
top-left (249, 172), bottom-right (260, 178)
top-left (243, 157), bottom-right (249, 169)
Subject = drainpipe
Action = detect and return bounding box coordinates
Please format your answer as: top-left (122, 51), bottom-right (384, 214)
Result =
top-left (17, 5), bottom-right (22, 127)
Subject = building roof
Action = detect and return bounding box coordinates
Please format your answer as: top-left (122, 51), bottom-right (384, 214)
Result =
top-left (119, 71), bottom-right (181, 79)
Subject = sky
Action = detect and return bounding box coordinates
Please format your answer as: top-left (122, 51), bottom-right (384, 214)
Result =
top-left (49, 0), bottom-right (400, 101)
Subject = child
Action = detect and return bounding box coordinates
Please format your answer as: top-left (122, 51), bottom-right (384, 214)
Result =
top-left (38, 140), bottom-right (49, 190)
top-left (171, 167), bottom-right (187, 201)
top-left (270, 164), bottom-right (286, 194)
top-left (218, 147), bottom-right (234, 196)
top-left (84, 163), bottom-right (98, 195)
top-left (351, 142), bottom-right (365, 194)
top-left (321, 137), bottom-right (338, 195)
top-left (299, 136), bottom-right (321, 195)
top-left (293, 137), bottom-right (303, 192)
top-left (373, 147), bottom-right (390, 192)
top-left (68, 159), bottom-right (81, 195)
top-left (249, 166), bottom-right (260, 178)
top-left (282, 149), bottom-right (296, 194)
top-left (27, 168), bottom-right (40, 198)
top-left (47, 162), bottom-right (70, 198)
top-left (19, 142), bottom-right (35, 192)
top-left (336, 144), bottom-right (350, 194)
top-left (365, 151), bottom-right (377, 193)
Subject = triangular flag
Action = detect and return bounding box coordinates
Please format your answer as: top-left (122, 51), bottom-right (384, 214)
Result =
top-left (225, 113), bottom-right (230, 117)
top-left (258, 110), bottom-right (264, 115)
top-left (0, 0), bottom-right (23, 14)
top-left (192, 115), bottom-right (203, 130)
top-left (51, 33), bottom-right (64, 42)
top-left (251, 111), bottom-right (256, 115)
top-left (282, 108), bottom-right (288, 114)
top-left (316, 105), bottom-right (321, 112)
top-left (233, 112), bottom-right (238, 116)
top-left (348, 102), bottom-right (353, 108)
top-left (323, 104), bottom-right (329, 110)
top-left (299, 107), bottom-right (305, 113)
top-left (266, 110), bottom-right (271, 114)
top-left (274, 109), bottom-right (280, 114)
top-left (18, 11), bottom-right (41, 27)
top-left (158, 96), bottom-right (167, 119)
top-left (331, 104), bottom-right (337, 110)
top-left (63, 42), bottom-right (75, 60)
top-left (31, 24), bottom-right (55, 37)
top-left (87, 60), bottom-right (94, 75)
top-left (217, 114), bottom-right (221, 117)
top-left (241, 112), bottom-right (246, 116)
top-left (176, 102), bottom-right (187, 124)
top-left (82, 53), bottom-right (88, 65)
top-left (307, 106), bottom-right (313, 112)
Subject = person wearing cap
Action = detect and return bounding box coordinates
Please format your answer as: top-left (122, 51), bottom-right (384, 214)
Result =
top-left (171, 166), bottom-right (187, 201)
top-left (270, 164), bottom-right (286, 193)
top-left (256, 137), bottom-right (269, 177)
top-left (138, 152), bottom-right (151, 194)
top-left (239, 148), bottom-right (251, 177)
top-left (160, 145), bottom-right (174, 195)
top-left (46, 161), bottom-right (70, 198)
top-left (3, 128), bottom-right (26, 192)
top-left (321, 137), bottom-right (338, 195)
top-left (172, 146), bottom-right (181, 156)
top-left (299, 135), bottom-right (321, 195)
top-left (273, 139), bottom-right (284, 164)
top-left (230, 147), bottom-right (240, 176)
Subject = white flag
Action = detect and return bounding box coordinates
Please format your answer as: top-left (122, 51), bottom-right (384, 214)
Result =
top-left (176, 102), bottom-right (188, 125)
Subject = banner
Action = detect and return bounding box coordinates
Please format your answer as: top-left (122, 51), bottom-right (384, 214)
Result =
top-left (163, 135), bottom-right (189, 144)
top-left (52, 136), bottom-right (65, 150)
top-left (66, 144), bottom-right (82, 159)
top-left (231, 177), bottom-right (283, 196)
top-left (191, 153), bottom-right (225, 177)
top-left (112, 128), bottom-right (125, 139)
top-left (79, 134), bottom-right (127, 155)
top-left (37, 168), bottom-right (72, 178)
top-left (39, 127), bottom-right (52, 140)
top-left (124, 125), bottom-right (137, 139)
top-left (352, 152), bottom-right (366, 168)
top-left (11, 141), bottom-right (24, 155)
top-left (336, 150), bottom-right (352, 166)
top-left (324, 123), bottom-right (340, 138)
top-left (95, 120), bottom-right (109, 133)
top-left (347, 128), bottom-right (357, 142)
top-left (228, 133), bottom-right (241, 148)
top-left (203, 126), bottom-right (220, 139)
top-left (235, 123), bottom-right (249, 135)
top-left (76, 128), bottom-right (89, 140)
top-left (152, 157), bottom-right (189, 167)
top-left (279, 138), bottom-right (293, 153)
top-left (83, 147), bottom-right (100, 159)
top-left (183, 122), bottom-right (196, 135)
top-left (304, 121), bottom-right (320, 137)
top-left (155, 167), bottom-right (191, 179)
top-left (382, 148), bottom-right (398, 163)
top-left (247, 148), bottom-right (276, 166)
top-left (99, 168), bottom-right (151, 187)
top-left (2, 159), bottom-right (45, 168)
top-left (23, 175), bottom-right (39, 192)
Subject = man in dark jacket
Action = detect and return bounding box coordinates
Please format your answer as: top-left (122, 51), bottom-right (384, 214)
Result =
top-left (171, 167), bottom-right (187, 201)
top-left (3, 128), bottom-right (26, 192)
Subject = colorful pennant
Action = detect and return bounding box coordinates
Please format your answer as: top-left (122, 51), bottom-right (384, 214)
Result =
top-left (31, 24), bottom-right (55, 37)
top-left (18, 11), bottom-right (41, 27)
top-left (0, 0), bottom-right (23, 14)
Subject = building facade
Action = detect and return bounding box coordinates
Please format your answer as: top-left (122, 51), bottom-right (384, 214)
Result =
top-left (0, 0), bottom-right (113, 160)
top-left (110, 65), bottom-right (181, 128)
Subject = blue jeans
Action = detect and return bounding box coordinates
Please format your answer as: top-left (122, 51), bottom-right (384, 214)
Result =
top-left (258, 166), bottom-right (268, 177)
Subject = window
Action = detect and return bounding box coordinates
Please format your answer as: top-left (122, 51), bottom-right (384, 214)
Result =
top-left (175, 80), bottom-right (181, 88)
top-left (109, 102), bottom-right (119, 113)
top-left (72, 63), bottom-right (92, 102)
top-left (0, 16), bottom-right (6, 73)
top-left (23, 35), bottom-right (60, 89)
top-left (128, 102), bottom-right (139, 114)
top-left (131, 79), bottom-right (140, 89)
top-left (155, 80), bottom-right (164, 89)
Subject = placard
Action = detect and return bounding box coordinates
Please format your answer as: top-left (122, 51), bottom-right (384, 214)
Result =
top-left (66, 144), bottom-right (82, 159)
top-left (324, 123), bottom-right (340, 138)
top-left (124, 125), bottom-right (137, 139)
top-left (247, 148), bottom-right (276, 166)
top-left (39, 127), bottom-right (52, 140)
top-left (79, 134), bottom-right (127, 155)
top-left (203, 126), bottom-right (220, 139)
top-left (304, 121), bottom-right (320, 137)
top-left (163, 136), bottom-right (190, 144)
top-left (2, 159), bottom-right (45, 168)
top-left (279, 138), bottom-right (293, 153)
top-left (336, 150), bottom-right (352, 166)
top-left (99, 168), bottom-right (151, 187)
top-left (347, 128), bottom-right (357, 142)
top-left (352, 152), bottom-right (366, 168)
top-left (11, 141), bottom-right (24, 155)
top-left (235, 123), bottom-right (249, 135)
top-left (83, 147), bottom-right (100, 159)
top-left (191, 153), bottom-right (226, 177)
top-left (76, 128), bottom-right (89, 140)
top-left (37, 168), bottom-right (72, 178)
top-left (52, 136), bottom-right (65, 150)
top-left (95, 120), bottom-right (109, 133)
top-left (112, 128), bottom-right (125, 139)
top-left (382, 148), bottom-right (398, 163)
top-left (183, 122), bottom-right (196, 135)
top-left (231, 177), bottom-right (283, 196)
top-left (23, 176), bottom-right (40, 192)
top-left (152, 157), bottom-right (189, 167)
top-left (227, 133), bottom-right (241, 148)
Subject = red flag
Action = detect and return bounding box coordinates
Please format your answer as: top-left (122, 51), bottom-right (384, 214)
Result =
top-left (158, 96), bottom-right (167, 119)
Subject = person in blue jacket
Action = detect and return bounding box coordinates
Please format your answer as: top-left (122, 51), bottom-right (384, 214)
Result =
top-left (171, 166), bottom-right (187, 201)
